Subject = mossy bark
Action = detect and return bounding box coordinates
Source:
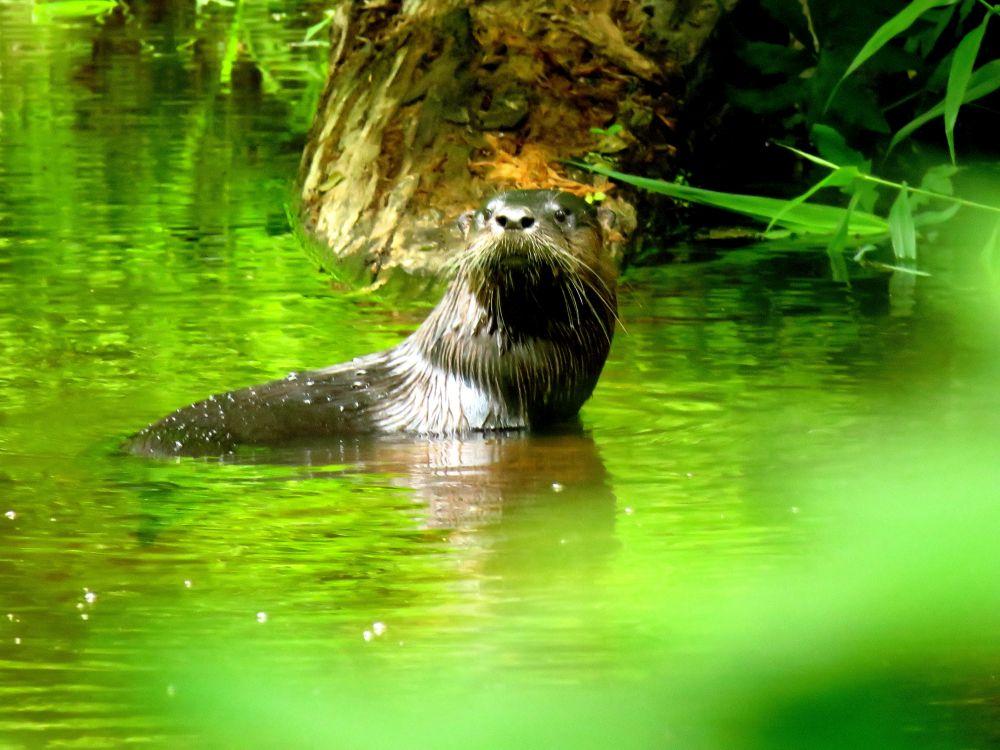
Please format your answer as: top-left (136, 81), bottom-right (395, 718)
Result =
top-left (298, 0), bottom-right (738, 281)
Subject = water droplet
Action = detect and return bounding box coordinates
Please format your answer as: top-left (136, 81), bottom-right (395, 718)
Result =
top-left (183, 580), bottom-right (192, 589)
top-left (362, 630), bottom-right (373, 642)
top-left (80, 613), bottom-right (89, 621)
top-left (14, 637), bottom-right (21, 645)
top-left (256, 612), bottom-right (268, 623)
top-left (372, 621), bottom-right (387, 636)
top-left (3, 510), bottom-right (14, 520)
top-left (84, 591), bottom-right (96, 604)
top-left (551, 482), bottom-right (564, 493)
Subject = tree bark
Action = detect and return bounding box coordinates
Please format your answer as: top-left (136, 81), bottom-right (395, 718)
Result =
top-left (298, 0), bottom-right (737, 281)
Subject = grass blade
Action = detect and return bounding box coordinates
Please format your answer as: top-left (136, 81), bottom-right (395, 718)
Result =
top-left (945, 14), bottom-right (990, 162)
top-left (826, 194), bottom-right (861, 282)
top-left (575, 163), bottom-right (888, 237)
top-left (889, 188), bottom-right (918, 260)
top-left (304, 13), bottom-right (333, 42)
top-left (826, 0), bottom-right (959, 111)
top-left (890, 59), bottom-right (1000, 151)
top-left (766, 167), bottom-right (859, 232)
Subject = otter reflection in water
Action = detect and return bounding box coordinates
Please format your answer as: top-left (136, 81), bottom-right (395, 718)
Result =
top-left (128, 190), bottom-right (617, 457)
top-left (131, 431), bottom-right (618, 601)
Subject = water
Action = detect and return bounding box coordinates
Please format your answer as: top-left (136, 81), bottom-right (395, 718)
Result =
top-left (1, 4), bottom-right (998, 748)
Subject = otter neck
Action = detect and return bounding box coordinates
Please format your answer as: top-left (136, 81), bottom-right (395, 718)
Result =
top-left (399, 265), bottom-right (615, 425)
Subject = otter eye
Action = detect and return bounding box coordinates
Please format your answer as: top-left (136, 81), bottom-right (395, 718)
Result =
top-left (554, 208), bottom-right (568, 223)
top-left (482, 208), bottom-right (493, 220)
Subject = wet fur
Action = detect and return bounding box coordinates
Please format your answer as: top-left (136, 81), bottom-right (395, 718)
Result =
top-left (129, 190), bottom-right (617, 456)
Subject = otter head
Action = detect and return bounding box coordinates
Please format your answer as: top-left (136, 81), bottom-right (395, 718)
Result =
top-left (449, 189), bottom-right (618, 346)
top-left (457, 190), bottom-right (615, 275)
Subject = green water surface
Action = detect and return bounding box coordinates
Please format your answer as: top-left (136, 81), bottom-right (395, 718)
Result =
top-left (1, 4), bottom-right (998, 748)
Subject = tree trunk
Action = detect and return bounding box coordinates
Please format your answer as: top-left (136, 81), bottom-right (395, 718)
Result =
top-left (298, 0), bottom-right (737, 281)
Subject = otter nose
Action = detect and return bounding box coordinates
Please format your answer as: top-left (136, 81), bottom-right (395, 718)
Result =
top-left (494, 207), bottom-right (535, 230)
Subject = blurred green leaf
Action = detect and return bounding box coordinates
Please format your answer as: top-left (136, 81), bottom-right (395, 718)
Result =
top-left (890, 59), bottom-right (1000, 151)
top-left (913, 201), bottom-right (962, 226)
top-left (889, 188), bottom-right (918, 260)
top-left (944, 13), bottom-right (990, 163)
top-left (827, 0), bottom-right (960, 111)
top-left (739, 41), bottom-right (814, 75)
top-left (826, 76), bottom-right (892, 133)
top-left (730, 79), bottom-right (809, 114)
top-left (914, 5), bottom-right (959, 56)
top-left (810, 124), bottom-right (870, 169)
top-left (920, 164), bottom-right (959, 196)
top-left (760, 0), bottom-right (815, 49)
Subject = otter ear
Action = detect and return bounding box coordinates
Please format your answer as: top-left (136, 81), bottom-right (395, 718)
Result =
top-left (597, 205), bottom-right (617, 233)
top-left (457, 210), bottom-right (476, 238)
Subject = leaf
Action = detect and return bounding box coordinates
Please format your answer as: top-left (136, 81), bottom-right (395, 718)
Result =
top-left (739, 41), bottom-right (813, 75)
top-left (890, 59), bottom-right (1000, 151)
top-left (927, 49), bottom-right (956, 92)
top-left (825, 75), bottom-right (892, 133)
top-left (913, 201), bottom-right (962, 226)
top-left (730, 79), bottom-right (809, 114)
top-left (826, 193), bottom-right (861, 283)
top-left (766, 167), bottom-right (859, 232)
top-left (304, 14), bottom-right (333, 42)
top-left (889, 188), bottom-right (918, 260)
top-left (916, 5), bottom-right (959, 56)
top-left (760, 0), bottom-right (814, 49)
top-left (575, 162), bottom-right (888, 237)
top-left (853, 246), bottom-right (932, 276)
top-left (826, 0), bottom-right (959, 111)
top-left (810, 125), bottom-right (870, 169)
top-left (920, 164), bottom-right (959, 196)
top-left (944, 14), bottom-right (990, 163)
top-left (31, 0), bottom-right (117, 21)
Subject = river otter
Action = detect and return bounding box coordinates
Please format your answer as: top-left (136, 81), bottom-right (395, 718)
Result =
top-left (128, 190), bottom-right (618, 456)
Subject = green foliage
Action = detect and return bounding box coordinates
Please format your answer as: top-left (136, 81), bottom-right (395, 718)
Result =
top-left (825, 0), bottom-right (961, 112)
top-left (943, 12), bottom-right (991, 161)
top-left (734, 0), bottom-right (1000, 157)
top-left (597, 0), bottom-right (1000, 279)
top-left (577, 162), bottom-right (888, 237)
top-left (888, 187), bottom-right (918, 260)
